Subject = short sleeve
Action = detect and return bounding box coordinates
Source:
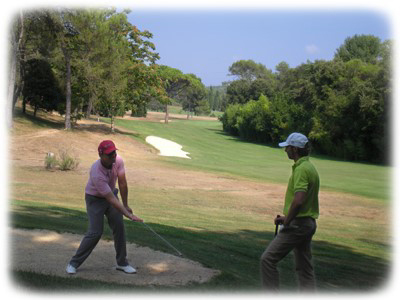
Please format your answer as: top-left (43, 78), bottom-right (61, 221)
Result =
top-left (115, 155), bottom-right (125, 177)
top-left (292, 167), bottom-right (309, 193)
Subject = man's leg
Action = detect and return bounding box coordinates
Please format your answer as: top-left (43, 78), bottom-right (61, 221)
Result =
top-left (105, 189), bottom-right (128, 266)
top-left (293, 220), bottom-right (317, 291)
top-left (261, 220), bottom-right (317, 291)
top-left (260, 230), bottom-right (297, 291)
top-left (294, 238), bottom-right (316, 291)
top-left (69, 195), bottom-right (107, 268)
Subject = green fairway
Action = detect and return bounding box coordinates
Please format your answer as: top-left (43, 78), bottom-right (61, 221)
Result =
top-left (114, 117), bottom-right (390, 201)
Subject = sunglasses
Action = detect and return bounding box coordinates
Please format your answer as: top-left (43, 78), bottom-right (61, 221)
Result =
top-left (106, 151), bottom-right (116, 157)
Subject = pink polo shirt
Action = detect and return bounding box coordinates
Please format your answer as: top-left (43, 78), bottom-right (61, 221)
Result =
top-left (85, 155), bottom-right (125, 198)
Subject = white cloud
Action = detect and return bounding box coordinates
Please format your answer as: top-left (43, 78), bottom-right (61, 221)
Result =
top-left (305, 44), bottom-right (319, 54)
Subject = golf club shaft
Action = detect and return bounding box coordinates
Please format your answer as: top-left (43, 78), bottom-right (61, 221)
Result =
top-left (141, 222), bottom-right (183, 257)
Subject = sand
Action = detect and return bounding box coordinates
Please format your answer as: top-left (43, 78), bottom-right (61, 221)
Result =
top-left (145, 136), bottom-right (191, 159)
top-left (11, 228), bottom-right (220, 286)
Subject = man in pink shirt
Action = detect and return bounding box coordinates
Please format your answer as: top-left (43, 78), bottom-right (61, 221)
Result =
top-left (66, 140), bottom-right (142, 275)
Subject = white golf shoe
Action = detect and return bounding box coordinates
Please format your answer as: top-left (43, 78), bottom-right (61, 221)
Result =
top-left (66, 264), bottom-right (77, 274)
top-left (116, 264), bottom-right (137, 274)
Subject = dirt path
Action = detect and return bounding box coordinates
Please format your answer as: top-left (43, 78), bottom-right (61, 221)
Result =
top-left (11, 228), bottom-right (219, 286)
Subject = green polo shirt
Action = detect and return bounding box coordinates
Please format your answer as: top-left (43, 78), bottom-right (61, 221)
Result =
top-left (283, 156), bottom-right (320, 219)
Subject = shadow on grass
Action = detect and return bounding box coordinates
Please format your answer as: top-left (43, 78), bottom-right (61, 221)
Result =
top-left (75, 122), bottom-right (140, 139)
top-left (207, 128), bottom-right (389, 167)
top-left (13, 108), bottom-right (140, 139)
top-left (14, 109), bottom-right (65, 130)
top-left (10, 203), bottom-right (390, 293)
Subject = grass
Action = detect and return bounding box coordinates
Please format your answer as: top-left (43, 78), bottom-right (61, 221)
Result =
top-left (10, 198), bottom-right (390, 292)
top-left (9, 110), bottom-right (391, 292)
top-left (112, 117), bottom-right (390, 201)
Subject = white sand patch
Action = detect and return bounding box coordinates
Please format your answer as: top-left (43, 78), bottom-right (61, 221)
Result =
top-left (145, 136), bottom-right (191, 159)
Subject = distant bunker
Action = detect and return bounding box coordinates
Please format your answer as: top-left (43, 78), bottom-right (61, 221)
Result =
top-left (145, 136), bottom-right (191, 159)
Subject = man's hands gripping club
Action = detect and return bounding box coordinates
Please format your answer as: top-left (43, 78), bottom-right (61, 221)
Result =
top-left (274, 191), bottom-right (307, 227)
top-left (104, 191), bottom-right (143, 222)
top-left (274, 214), bottom-right (285, 226)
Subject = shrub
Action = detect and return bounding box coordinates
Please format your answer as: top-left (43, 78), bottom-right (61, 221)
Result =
top-left (44, 153), bottom-right (58, 170)
top-left (220, 94), bottom-right (275, 143)
top-left (220, 103), bottom-right (242, 136)
top-left (58, 149), bottom-right (80, 171)
top-left (44, 149), bottom-right (80, 171)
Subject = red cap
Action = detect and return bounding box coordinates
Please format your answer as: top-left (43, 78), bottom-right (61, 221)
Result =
top-left (98, 140), bottom-right (118, 155)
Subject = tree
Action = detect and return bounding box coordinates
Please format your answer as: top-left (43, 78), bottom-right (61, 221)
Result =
top-left (213, 90), bottom-right (221, 111)
top-left (179, 74), bottom-right (207, 117)
top-left (127, 24), bottom-right (160, 64)
top-left (195, 99), bottom-right (211, 116)
top-left (22, 58), bottom-right (63, 116)
top-left (221, 36), bottom-right (391, 163)
top-left (125, 22), bottom-right (165, 118)
top-left (157, 65), bottom-right (190, 123)
top-left (8, 10), bottom-right (60, 123)
top-left (226, 60), bottom-right (277, 107)
top-left (228, 59), bottom-right (274, 82)
top-left (96, 10), bottom-right (132, 132)
top-left (68, 9), bottom-right (110, 119)
top-left (334, 34), bottom-right (382, 64)
top-left (226, 79), bottom-right (251, 105)
top-left (248, 77), bottom-right (276, 100)
top-left (7, 11), bottom-right (24, 128)
top-left (207, 87), bottom-right (215, 111)
top-left (126, 63), bottom-right (168, 117)
top-left (275, 61), bottom-right (291, 90)
top-left (8, 9), bottom-right (79, 130)
top-left (57, 9), bottom-right (81, 130)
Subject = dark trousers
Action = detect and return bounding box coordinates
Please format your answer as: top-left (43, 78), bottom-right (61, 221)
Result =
top-left (69, 189), bottom-right (128, 268)
top-left (260, 217), bottom-right (317, 291)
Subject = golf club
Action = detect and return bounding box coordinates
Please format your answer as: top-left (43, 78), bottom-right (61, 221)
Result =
top-left (141, 221), bottom-right (183, 257)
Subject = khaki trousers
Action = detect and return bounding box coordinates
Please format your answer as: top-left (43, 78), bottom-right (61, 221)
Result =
top-left (260, 217), bottom-right (317, 291)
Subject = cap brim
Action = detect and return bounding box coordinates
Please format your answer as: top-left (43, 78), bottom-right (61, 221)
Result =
top-left (104, 147), bottom-right (118, 154)
top-left (278, 142), bottom-right (289, 147)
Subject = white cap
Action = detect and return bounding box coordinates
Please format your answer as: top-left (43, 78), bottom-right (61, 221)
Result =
top-left (279, 132), bottom-right (308, 148)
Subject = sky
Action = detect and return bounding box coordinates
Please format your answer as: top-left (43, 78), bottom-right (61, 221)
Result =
top-left (127, 9), bottom-right (391, 86)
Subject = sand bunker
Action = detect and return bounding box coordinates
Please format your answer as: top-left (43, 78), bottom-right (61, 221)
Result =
top-left (11, 228), bottom-right (219, 286)
top-left (145, 136), bottom-right (191, 159)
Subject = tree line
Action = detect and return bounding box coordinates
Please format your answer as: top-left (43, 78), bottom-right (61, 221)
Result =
top-left (7, 8), bottom-right (211, 130)
top-left (220, 35), bottom-right (391, 164)
top-left (8, 11), bottom-right (390, 163)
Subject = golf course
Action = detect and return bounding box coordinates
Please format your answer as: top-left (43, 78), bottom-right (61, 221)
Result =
top-left (9, 106), bottom-right (391, 292)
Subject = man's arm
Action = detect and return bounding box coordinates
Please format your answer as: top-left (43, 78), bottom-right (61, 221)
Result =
top-left (118, 172), bottom-right (130, 210)
top-left (104, 191), bottom-right (143, 222)
top-left (283, 191), bottom-right (307, 226)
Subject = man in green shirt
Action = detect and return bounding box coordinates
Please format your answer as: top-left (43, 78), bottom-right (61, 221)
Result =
top-left (260, 132), bottom-right (319, 291)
